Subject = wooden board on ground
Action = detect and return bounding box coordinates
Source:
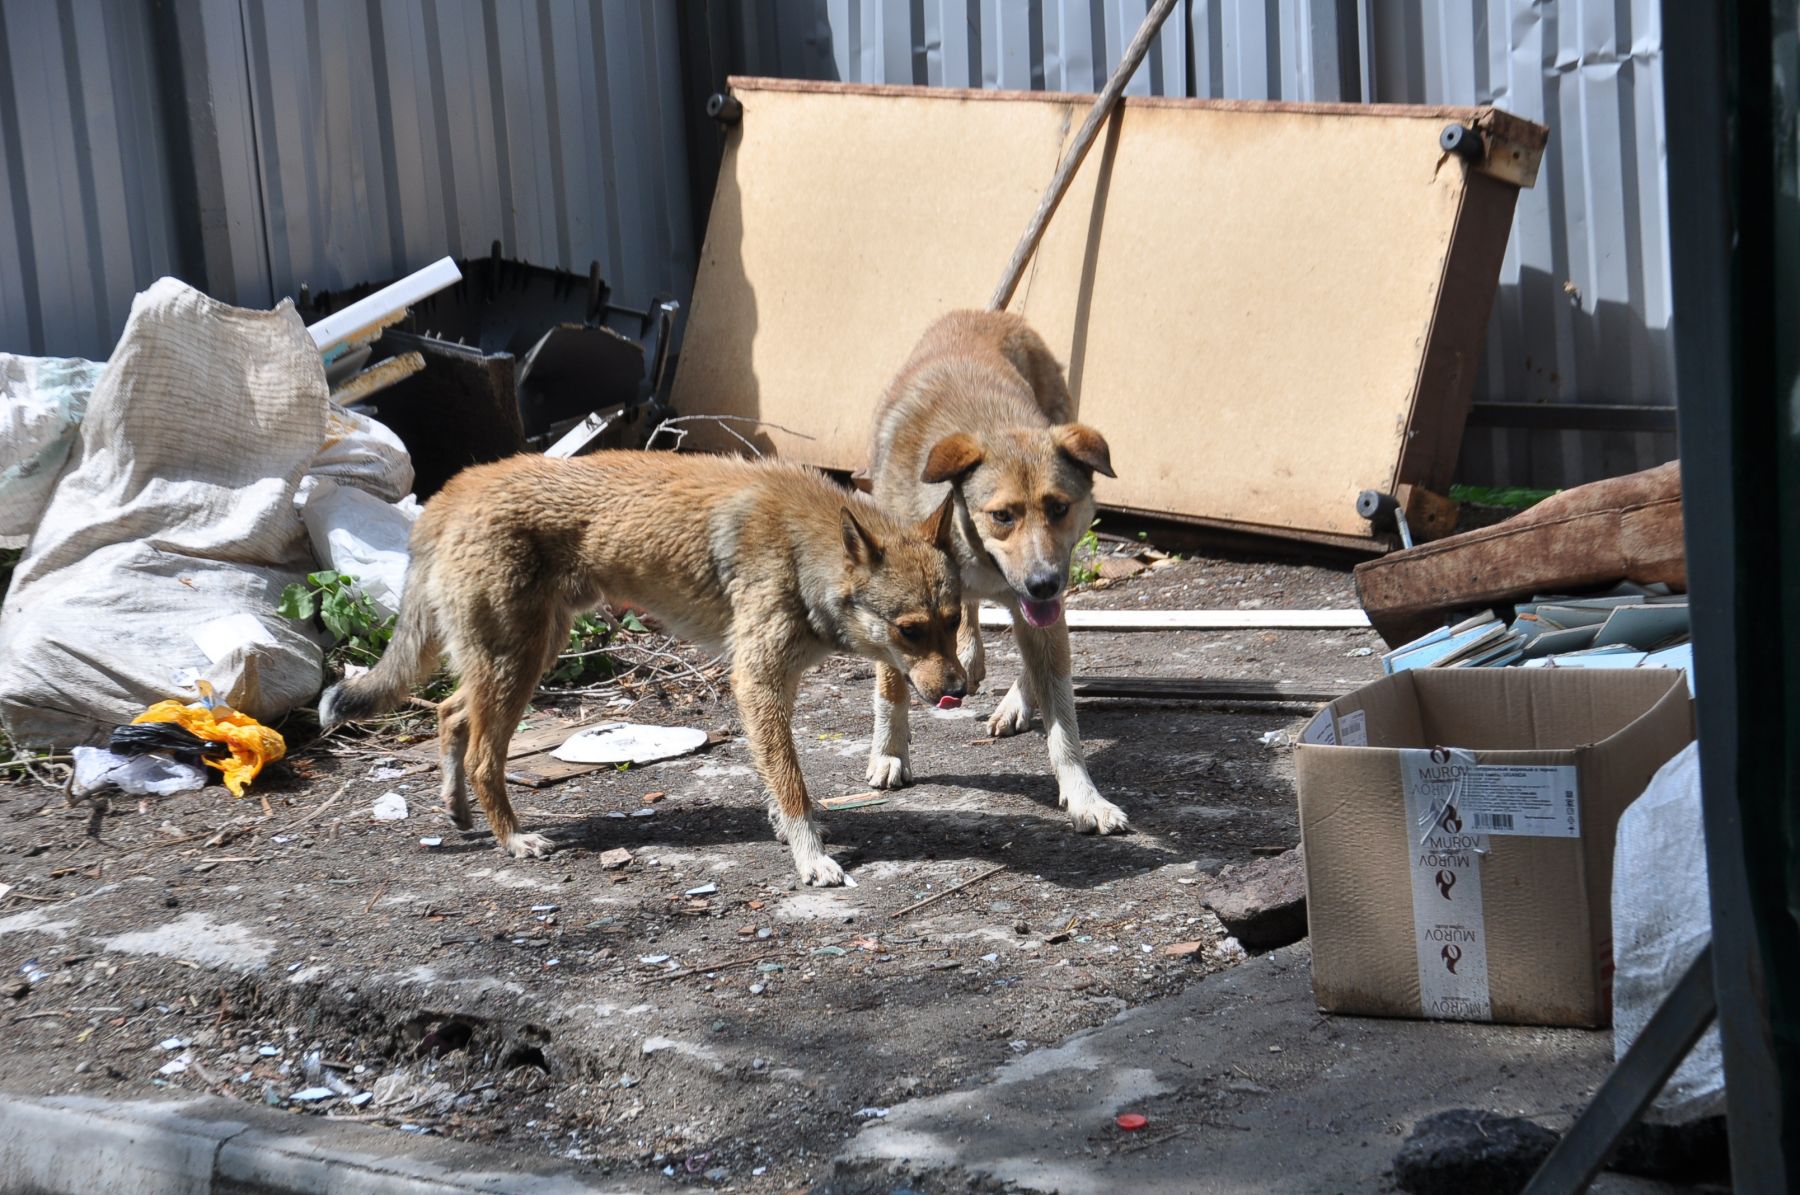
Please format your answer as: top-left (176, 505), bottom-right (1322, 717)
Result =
top-left (1071, 676), bottom-right (1351, 703)
top-left (975, 605), bottom-right (1371, 630)
top-left (671, 79), bottom-right (1545, 548)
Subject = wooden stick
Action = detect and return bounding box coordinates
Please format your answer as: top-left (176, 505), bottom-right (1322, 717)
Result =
top-left (652, 949), bottom-right (787, 982)
top-left (989, 0), bottom-right (1180, 311)
top-left (890, 865), bottom-right (1006, 920)
top-left (363, 882), bottom-right (389, 915)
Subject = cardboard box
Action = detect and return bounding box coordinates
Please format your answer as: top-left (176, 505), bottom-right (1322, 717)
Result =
top-left (1295, 668), bottom-right (1693, 1027)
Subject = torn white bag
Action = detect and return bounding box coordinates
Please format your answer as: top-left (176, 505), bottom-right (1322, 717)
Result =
top-left (1611, 742), bottom-right (1723, 1123)
top-left (0, 354), bottom-right (105, 542)
top-left (0, 279), bottom-right (330, 745)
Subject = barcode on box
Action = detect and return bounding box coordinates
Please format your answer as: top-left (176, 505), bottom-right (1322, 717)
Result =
top-left (1473, 812), bottom-right (1514, 830)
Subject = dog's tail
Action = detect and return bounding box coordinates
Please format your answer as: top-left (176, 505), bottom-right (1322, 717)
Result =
top-left (318, 562), bottom-right (441, 730)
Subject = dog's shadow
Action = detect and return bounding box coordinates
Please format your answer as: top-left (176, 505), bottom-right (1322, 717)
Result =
top-left (539, 794), bottom-right (1174, 889)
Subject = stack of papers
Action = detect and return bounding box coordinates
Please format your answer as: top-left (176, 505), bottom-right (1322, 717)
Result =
top-left (1381, 583), bottom-right (1692, 694)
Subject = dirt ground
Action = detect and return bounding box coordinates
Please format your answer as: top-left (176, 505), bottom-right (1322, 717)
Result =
top-left (0, 551), bottom-right (1387, 1189)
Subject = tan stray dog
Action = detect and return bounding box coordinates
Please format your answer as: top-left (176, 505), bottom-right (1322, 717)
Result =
top-left (864, 310), bottom-right (1127, 834)
top-left (319, 451), bottom-right (966, 886)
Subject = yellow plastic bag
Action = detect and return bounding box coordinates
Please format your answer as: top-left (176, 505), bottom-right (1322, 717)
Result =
top-left (133, 699), bottom-right (285, 797)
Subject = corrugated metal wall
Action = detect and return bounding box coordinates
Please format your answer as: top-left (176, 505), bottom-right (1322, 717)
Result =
top-left (2, 0), bottom-right (1672, 488)
top-left (0, 0), bottom-right (694, 362)
top-left (727, 0), bottom-right (1675, 489)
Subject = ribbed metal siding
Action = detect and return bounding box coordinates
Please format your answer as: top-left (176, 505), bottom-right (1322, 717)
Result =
top-left (729, 1), bottom-right (1361, 100)
top-left (0, 0), bottom-right (694, 362)
top-left (733, 0), bottom-right (1673, 489)
top-left (0, 1), bottom-right (184, 360)
top-left (1370, 0), bottom-right (1673, 487)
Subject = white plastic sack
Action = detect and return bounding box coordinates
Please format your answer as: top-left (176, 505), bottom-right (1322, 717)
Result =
top-left (0, 279), bottom-right (330, 745)
top-left (303, 404), bottom-right (414, 503)
top-left (300, 479), bottom-right (420, 617)
top-left (0, 354), bottom-right (105, 539)
top-left (1612, 742), bottom-right (1723, 1122)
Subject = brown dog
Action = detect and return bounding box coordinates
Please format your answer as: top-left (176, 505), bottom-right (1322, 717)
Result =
top-left (864, 310), bottom-right (1127, 834)
top-left (320, 451), bottom-right (966, 885)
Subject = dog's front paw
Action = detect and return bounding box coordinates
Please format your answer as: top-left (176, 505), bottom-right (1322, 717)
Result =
top-left (796, 851), bottom-right (847, 887)
top-left (988, 688), bottom-right (1035, 738)
top-left (1065, 792), bottom-right (1130, 836)
top-left (866, 753), bottom-right (913, 789)
top-left (501, 831), bottom-right (558, 859)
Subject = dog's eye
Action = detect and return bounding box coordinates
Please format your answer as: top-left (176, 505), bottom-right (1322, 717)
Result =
top-left (989, 509), bottom-right (1014, 526)
top-left (1047, 500), bottom-right (1070, 520)
top-left (897, 623), bottom-right (924, 642)
top-left (946, 612), bottom-right (961, 631)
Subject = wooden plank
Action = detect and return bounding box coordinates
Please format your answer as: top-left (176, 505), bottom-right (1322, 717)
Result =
top-left (977, 606), bottom-right (1370, 630)
top-left (1072, 676), bottom-right (1350, 703)
top-left (671, 79), bottom-right (1541, 546)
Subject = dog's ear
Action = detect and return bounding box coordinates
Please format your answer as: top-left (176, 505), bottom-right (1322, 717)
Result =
top-left (922, 433), bottom-right (984, 485)
top-left (1052, 423), bottom-right (1116, 478)
top-left (840, 506), bottom-right (884, 567)
top-left (917, 492), bottom-right (957, 551)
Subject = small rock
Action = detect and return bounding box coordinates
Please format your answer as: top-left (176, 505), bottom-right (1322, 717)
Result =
top-left (751, 1057), bottom-right (767, 1071)
top-left (599, 848), bottom-right (633, 870)
top-left (1202, 846), bottom-right (1308, 949)
top-left (1392, 1109), bottom-right (1558, 1195)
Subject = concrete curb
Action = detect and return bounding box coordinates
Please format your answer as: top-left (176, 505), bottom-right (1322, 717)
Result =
top-left (0, 1091), bottom-right (639, 1194)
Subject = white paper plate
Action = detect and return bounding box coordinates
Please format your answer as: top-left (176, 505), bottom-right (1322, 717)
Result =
top-left (550, 722), bottom-right (710, 765)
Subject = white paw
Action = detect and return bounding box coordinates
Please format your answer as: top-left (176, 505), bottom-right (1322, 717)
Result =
top-left (502, 831), bottom-right (558, 858)
top-left (866, 753), bottom-right (913, 789)
top-left (988, 689), bottom-right (1035, 738)
top-left (795, 850), bottom-right (847, 887)
top-left (1065, 793), bottom-right (1129, 835)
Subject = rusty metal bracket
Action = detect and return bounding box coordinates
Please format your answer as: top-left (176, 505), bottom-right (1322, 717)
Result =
top-left (1472, 108), bottom-right (1549, 188)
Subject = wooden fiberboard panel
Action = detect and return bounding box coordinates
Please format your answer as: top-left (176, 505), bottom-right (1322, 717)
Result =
top-left (671, 79), bottom-right (1537, 543)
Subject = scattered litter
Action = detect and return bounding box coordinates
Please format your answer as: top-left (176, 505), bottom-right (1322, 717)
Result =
top-left (1159, 941), bottom-right (1204, 958)
top-left (158, 1053), bottom-right (191, 1076)
top-left (854, 1107), bottom-right (889, 1119)
top-left (618, 1074), bottom-right (640, 1089)
top-left (812, 946), bottom-right (847, 957)
top-left (70, 747), bottom-right (208, 799)
top-left (531, 904), bottom-right (559, 913)
top-left (630, 808), bottom-right (656, 818)
top-left (550, 722), bottom-right (709, 765)
top-left (748, 983), bottom-right (765, 995)
top-left (600, 849), bottom-right (633, 870)
top-left (642, 791), bottom-right (666, 804)
top-left (418, 836), bottom-right (443, 848)
top-left (20, 960), bottom-right (49, 985)
top-left (1009, 1040), bottom-right (1029, 1053)
top-left (131, 696), bottom-right (287, 797)
top-left (1117, 1113), bottom-right (1149, 1132)
top-left (1258, 729), bottom-right (1288, 747)
top-left (158, 1037), bottom-right (189, 1051)
top-left (820, 792), bottom-right (888, 811)
top-left (639, 954), bottom-right (671, 966)
top-left (685, 883), bottom-right (718, 897)
top-left (368, 762), bottom-right (408, 781)
top-left (288, 1087), bottom-right (337, 1102)
top-left (370, 792), bottom-right (408, 821)
top-left (980, 953), bottom-right (999, 963)
top-left (350, 1092), bottom-right (374, 1107)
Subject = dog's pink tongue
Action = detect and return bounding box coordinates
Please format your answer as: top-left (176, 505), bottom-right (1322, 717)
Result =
top-left (937, 695), bottom-right (962, 710)
top-left (1021, 596), bottom-right (1064, 628)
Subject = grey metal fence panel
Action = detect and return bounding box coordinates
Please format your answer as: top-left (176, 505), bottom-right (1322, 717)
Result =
top-left (1371, 0), bottom-right (1673, 487)
top-left (0, 0), bottom-right (694, 362)
top-left (0, 0), bottom-right (183, 359)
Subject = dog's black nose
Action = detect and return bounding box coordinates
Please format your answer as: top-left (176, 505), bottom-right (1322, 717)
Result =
top-left (1025, 570), bottom-right (1062, 600)
top-left (943, 678), bottom-right (967, 699)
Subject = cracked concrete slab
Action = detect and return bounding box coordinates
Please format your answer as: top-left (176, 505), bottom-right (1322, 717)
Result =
top-left (835, 943), bottom-right (1674, 1194)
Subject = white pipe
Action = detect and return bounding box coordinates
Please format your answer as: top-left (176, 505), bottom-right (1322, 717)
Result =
top-left (305, 255), bottom-right (463, 355)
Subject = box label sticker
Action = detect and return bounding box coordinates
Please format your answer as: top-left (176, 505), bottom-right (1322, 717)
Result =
top-left (1455, 764), bottom-right (1580, 838)
top-left (1400, 748), bottom-right (1492, 1021)
top-left (1299, 709), bottom-right (1336, 745)
top-left (1337, 709), bottom-right (1368, 746)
